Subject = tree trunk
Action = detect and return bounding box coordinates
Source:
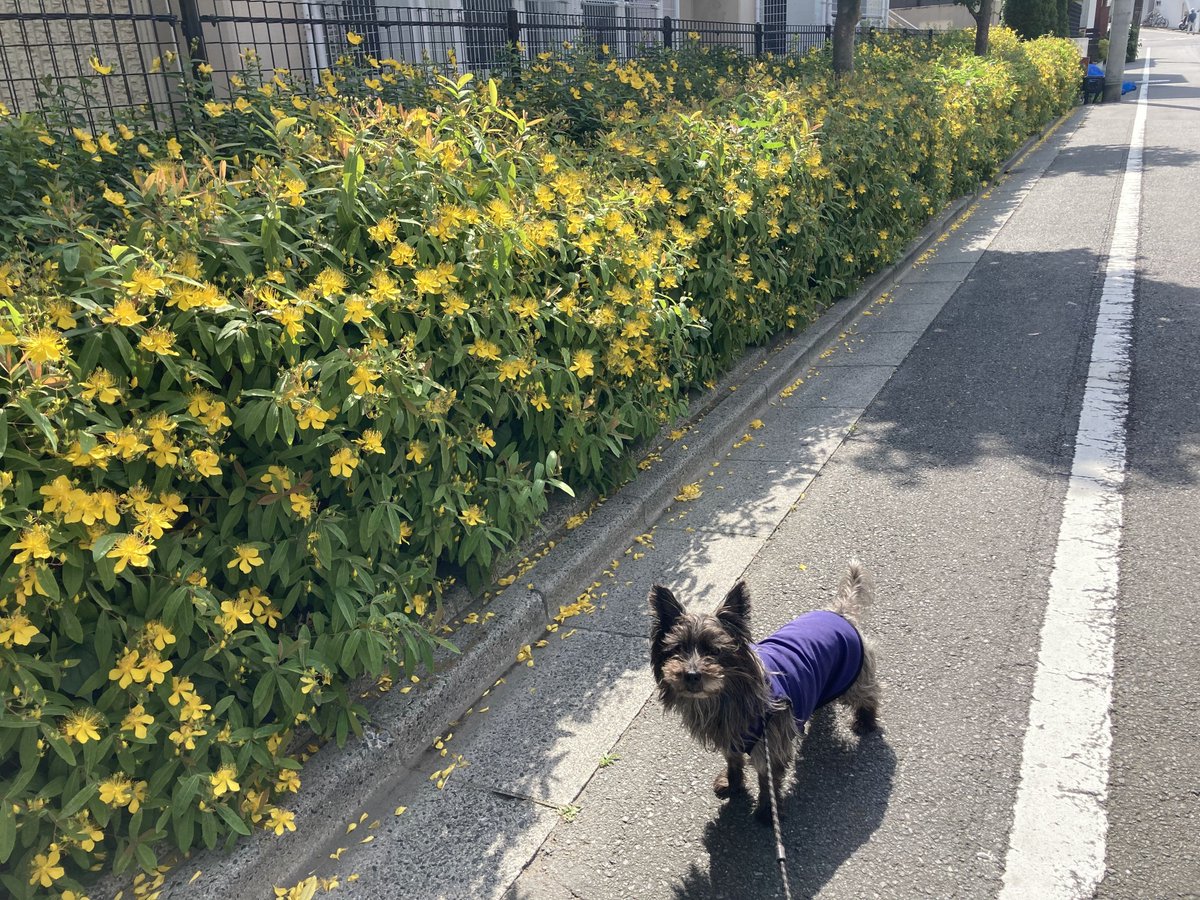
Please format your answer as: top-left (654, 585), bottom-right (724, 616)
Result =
top-left (832, 0), bottom-right (863, 76)
top-left (973, 0), bottom-right (993, 54)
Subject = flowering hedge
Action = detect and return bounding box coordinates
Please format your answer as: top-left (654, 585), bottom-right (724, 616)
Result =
top-left (0, 30), bottom-right (1079, 898)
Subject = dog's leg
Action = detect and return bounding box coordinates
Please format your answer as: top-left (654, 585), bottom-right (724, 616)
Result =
top-left (843, 634), bottom-right (882, 734)
top-left (752, 716), bottom-right (793, 824)
top-left (753, 752), bottom-right (786, 825)
top-left (713, 751), bottom-right (746, 799)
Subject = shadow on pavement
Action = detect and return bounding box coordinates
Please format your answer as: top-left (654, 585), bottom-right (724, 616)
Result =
top-left (672, 710), bottom-right (898, 900)
top-left (844, 248), bottom-right (1200, 490)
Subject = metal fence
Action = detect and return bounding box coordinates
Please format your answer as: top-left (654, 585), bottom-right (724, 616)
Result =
top-left (0, 0), bottom-right (941, 127)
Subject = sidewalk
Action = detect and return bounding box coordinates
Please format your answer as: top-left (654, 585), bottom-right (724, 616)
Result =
top-left (145, 90), bottom-right (1137, 900)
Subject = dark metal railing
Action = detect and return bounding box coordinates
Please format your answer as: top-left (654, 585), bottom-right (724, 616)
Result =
top-left (0, 0), bottom-right (942, 128)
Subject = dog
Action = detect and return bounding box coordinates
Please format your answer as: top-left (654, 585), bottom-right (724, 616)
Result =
top-left (648, 561), bottom-right (880, 823)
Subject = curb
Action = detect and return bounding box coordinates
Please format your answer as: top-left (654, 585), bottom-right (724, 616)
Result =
top-left (146, 116), bottom-right (1071, 900)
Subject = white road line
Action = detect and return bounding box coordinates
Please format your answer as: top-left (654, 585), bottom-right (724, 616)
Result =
top-left (999, 62), bottom-right (1150, 899)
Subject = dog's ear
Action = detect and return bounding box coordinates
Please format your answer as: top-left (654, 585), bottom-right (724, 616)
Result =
top-left (715, 580), bottom-right (751, 642)
top-left (649, 585), bottom-right (684, 640)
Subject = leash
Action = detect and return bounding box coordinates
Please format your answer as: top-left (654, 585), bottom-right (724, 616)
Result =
top-left (765, 757), bottom-right (793, 900)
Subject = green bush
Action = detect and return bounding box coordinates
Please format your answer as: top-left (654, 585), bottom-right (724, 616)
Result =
top-left (0, 30), bottom-right (1080, 898)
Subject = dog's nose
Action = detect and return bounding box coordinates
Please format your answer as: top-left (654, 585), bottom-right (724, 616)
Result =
top-left (684, 671), bottom-right (702, 690)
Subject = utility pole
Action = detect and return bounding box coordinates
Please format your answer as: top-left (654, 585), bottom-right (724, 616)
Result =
top-left (1104, 0), bottom-right (1137, 101)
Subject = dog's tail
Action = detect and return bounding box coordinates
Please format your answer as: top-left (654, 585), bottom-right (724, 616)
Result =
top-left (832, 559), bottom-right (873, 626)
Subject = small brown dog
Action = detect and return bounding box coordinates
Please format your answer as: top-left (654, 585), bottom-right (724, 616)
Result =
top-left (649, 562), bottom-right (880, 823)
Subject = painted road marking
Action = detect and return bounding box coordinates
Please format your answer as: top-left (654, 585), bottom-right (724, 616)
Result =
top-left (999, 61), bottom-right (1150, 899)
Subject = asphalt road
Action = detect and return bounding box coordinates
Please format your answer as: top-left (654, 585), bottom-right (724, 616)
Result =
top-left (504, 31), bottom-right (1200, 900)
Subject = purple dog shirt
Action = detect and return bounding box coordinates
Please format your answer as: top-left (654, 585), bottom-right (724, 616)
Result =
top-left (739, 610), bottom-right (864, 751)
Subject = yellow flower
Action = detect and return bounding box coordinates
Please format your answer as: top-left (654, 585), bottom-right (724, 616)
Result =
top-left (108, 648), bottom-right (146, 688)
top-left (0, 612), bottom-right (40, 648)
top-left (675, 482), bottom-right (703, 502)
top-left (343, 295), bottom-right (371, 324)
top-left (530, 393), bottom-right (551, 412)
top-left (98, 132), bottom-right (119, 155)
top-left (355, 429), bottom-right (385, 455)
top-left (275, 769), bottom-right (301, 793)
top-left (168, 676), bottom-right (197, 706)
top-left (459, 505), bottom-right (486, 527)
top-left (441, 293), bottom-right (469, 317)
top-left (103, 186), bottom-right (127, 206)
top-left (104, 296), bottom-right (147, 327)
top-left (296, 403), bottom-right (333, 431)
top-left (121, 703), bottom-right (154, 739)
top-left (62, 708), bottom-right (104, 743)
top-left (142, 652), bottom-right (173, 685)
top-left (346, 30), bottom-right (364, 45)
top-left (313, 266), bottom-right (348, 298)
top-left (99, 774), bottom-right (133, 807)
top-left (107, 533), bottom-right (154, 573)
top-left (405, 441), bottom-right (427, 465)
top-left (145, 620), bottom-right (177, 651)
top-left (88, 56), bottom-right (113, 75)
top-left (124, 267), bottom-right (165, 298)
top-left (289, 492), bottom-right (314, 519)
top-left (12, 524), bottom-right (53, 564)
top-left (210, 765), bottom-right (240, 797)
top-left (21, 328), bottom-right (66, 364)
top-left (348, 366), bottom-right (380, 396)
top-left (127, 780), bottom-right (148, 814)
top-left (497, 358), bottom-right (532, 382)
top-left (204, 100), bottom-right (228, 117)
top-left (389, 243), bottom-right (417, 266)
top-left (166, 137), bottom-right (183, 159)
top-left (368, 217), bottom-right (398, 244)
top-left (265, 807), bottom-right (297, 835)
top-left (191, 448), bottom-right (222, 478)
top-left (329, 447), bottom-right (358, 478)
top-left (569, 350), bottom-right (595, 378)
top-left (396, 521), bottom-right (414, 544)
top-left (412, 268), bottom-right (443, 295)
top-left (469, 339), bottom-right (501, 361)
top-left (139, 326), bottom-right (179, 356)
top-left (29, 847), bottom-right (65, 888)
top-left (228, 544), bottom-right (264, 574)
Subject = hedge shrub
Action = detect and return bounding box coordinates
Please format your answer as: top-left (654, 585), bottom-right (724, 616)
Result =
top-left (0, 30), bottom-right (1079, 898)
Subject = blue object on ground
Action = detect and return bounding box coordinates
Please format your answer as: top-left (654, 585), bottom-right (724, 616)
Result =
top-left (1087, 63), bottom-right (1138, 95)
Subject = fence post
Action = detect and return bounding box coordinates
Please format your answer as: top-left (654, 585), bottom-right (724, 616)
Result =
top-left (754, 22), bottom-right (764, 57)
top-left (506, 7), bottom-right (521, 84)
top-left (867, 26), bottom-right (876, 46)
top-left (824, 23), bottom-right (832, 44)
top-left (177, 0), bottom-right (208, 71)
top-left (663, 15), bottom-right (674, 49)
top-left (927, 28), bottom-right (934, 47)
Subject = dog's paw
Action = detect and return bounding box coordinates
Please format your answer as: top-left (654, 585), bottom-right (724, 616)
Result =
top-left (713, 772), bottom-right (744, 799)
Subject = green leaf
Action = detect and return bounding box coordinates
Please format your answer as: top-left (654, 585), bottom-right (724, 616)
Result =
top-left (43, 729), bottom-right (77, 766)
top-left (215, 802), bottom-right (251, 836)
top-left (0, 798), bottom-right (14, 864)
top-left (62, 783), bottom-right (98, 818)
top-left (91, 532), bottom-right (122, 562)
